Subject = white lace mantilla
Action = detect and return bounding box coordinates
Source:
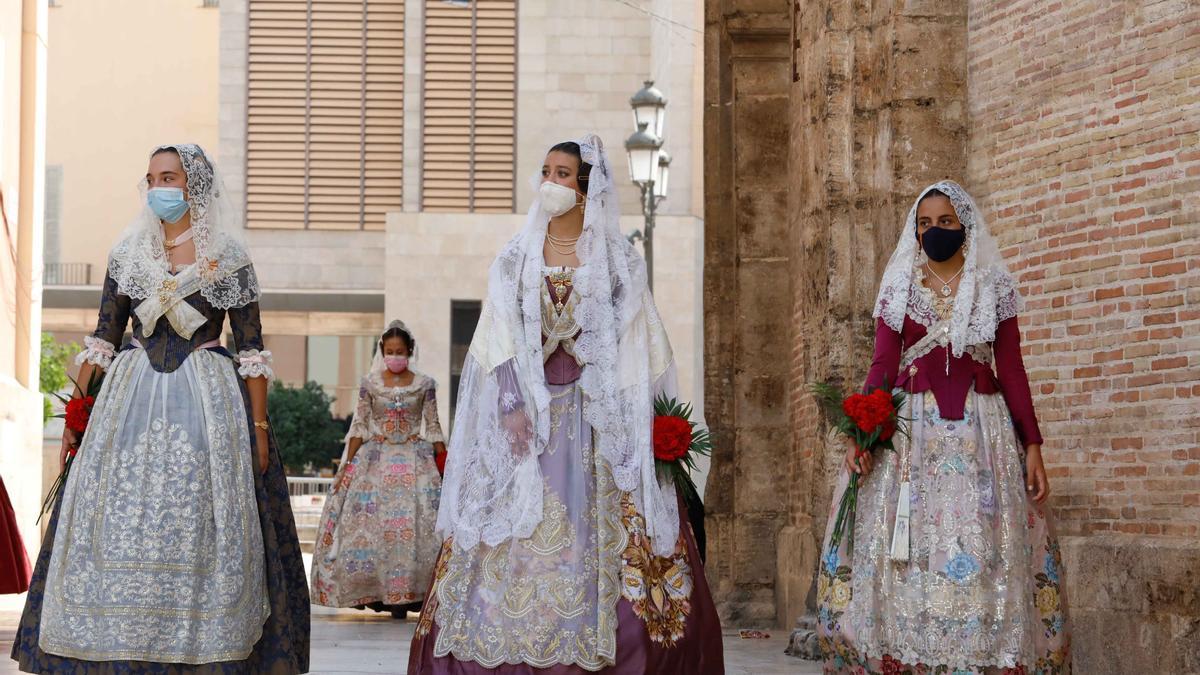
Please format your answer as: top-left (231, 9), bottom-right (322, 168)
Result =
top-left (109, 143), bottom-right (259, 311)
top-left (436, 134), bottom-right (680, 558)
top-left (874, 180), bottom-right (1022, 357)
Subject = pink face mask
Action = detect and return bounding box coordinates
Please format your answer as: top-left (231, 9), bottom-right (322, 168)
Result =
top-left (384, 356), bottom-right (409, 374)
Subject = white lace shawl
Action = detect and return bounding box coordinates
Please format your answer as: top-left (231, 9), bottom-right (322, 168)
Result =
top-left (873, 180), bottom-right (1021, 356)
top-left (108, 143), bottom-right (258, 310)
top-left (436, 134), bottom-right (681, 557)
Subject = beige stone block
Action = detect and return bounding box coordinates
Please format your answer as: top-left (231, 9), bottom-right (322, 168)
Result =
top-left (1061, 534), bottom-right (1200, 674)
top-left (775, 522), bottom-right (819, 628)
top-left (733, 96), bottom-right (791, 186)
top-left (734, 189), bottom-right (790, 259)
top-left (731, 426), bottom-right (792, 514)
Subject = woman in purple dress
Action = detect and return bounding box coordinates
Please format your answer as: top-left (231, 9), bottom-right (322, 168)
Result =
top-left (408, 135), bottom-right (724, 674)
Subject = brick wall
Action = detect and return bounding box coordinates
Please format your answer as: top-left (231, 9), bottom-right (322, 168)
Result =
top-left (967, 0), bottom-right (1200, 538)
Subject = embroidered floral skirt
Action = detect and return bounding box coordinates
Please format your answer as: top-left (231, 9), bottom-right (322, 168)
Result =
top-left (817, 390), bottom-right (1070, 675)
top-left (408, 382), bottom-right (724, 674)
top-left (11, 348), bottom-right (310, 673)
top-left (310, 436), bottom-right (441, 608)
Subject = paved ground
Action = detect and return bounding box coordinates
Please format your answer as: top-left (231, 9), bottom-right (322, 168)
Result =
top-left (0, 608), bottom-right (820, 674)
top-left (0, 582), bottom-right (822, 674)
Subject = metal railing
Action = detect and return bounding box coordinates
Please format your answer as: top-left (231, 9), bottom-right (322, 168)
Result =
top-left (287, 476), bottom-right (332, 552)
top-left (286, 476), bottom-right (335, 498)
top-left (43, 262), bottom-right (92, 286)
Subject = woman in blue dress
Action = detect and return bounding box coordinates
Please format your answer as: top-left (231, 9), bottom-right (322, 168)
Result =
top-left (11, 144), bottom-right (310, 674)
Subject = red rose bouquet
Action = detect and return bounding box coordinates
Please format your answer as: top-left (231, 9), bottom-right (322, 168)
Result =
top-left (811, 381), bottom-right (908, 555)
top-left (653, 395), bottom-right (712, 507)
top-left (40, 369), bottom-right (104, 522)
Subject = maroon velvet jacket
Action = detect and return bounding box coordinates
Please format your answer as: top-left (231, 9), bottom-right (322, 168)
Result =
top-left (864, 315), bottom-right (1044, 447)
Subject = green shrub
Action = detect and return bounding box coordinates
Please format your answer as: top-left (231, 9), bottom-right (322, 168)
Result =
top-left (267, 380), bottom-right (345, 474)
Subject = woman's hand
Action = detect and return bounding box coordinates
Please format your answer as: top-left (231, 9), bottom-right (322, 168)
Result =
top-left (60, 427), bottom-right (79, 472)
top-left (1025, 444), bottom-right (1049, 504)
top-left (255, 428), bottom-right (270, 474)
top-left (844, 438), bottom-right (873, 477)
top-left (502, 410), bottom-right (531, 456)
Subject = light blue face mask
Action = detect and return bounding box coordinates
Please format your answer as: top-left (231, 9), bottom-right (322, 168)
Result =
top-left (147, 187), bottom-right (189, 223)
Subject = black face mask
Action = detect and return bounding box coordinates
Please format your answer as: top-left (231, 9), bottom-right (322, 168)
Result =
top-left (920, 227), bottom-right (966, 262)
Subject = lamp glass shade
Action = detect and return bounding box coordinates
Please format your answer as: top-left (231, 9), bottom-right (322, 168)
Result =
top-left (626, 145), bottom-right (660, 185)
top-left (653, 156), bottom-right (671, 199)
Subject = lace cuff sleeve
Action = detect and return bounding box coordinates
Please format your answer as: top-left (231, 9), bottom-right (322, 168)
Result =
top-left (75, 335), bottom-right (117, 369)
top-left (423, 381), bottom-right (446, 444)
top-left (237, 349), bottom-right (275, 381)
top-left (346, 381), bottom-right (374, 441)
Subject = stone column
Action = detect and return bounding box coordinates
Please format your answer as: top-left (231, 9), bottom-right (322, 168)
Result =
top-left (702, 0), bottom-right (793, 626)
top-left (0, 0), bottom-right (49, 553)
top-left (782, 0), bottom-right (968, 655)
top-left (218, 0), bottom-right (248, 222)
top-left (401, 0), bottom-right (423, 213)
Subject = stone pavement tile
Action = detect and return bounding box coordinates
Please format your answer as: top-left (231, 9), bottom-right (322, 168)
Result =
top-left (0, 604), bottom-right (825, 674)
top-left (721, 629), bottom-right (823, 675)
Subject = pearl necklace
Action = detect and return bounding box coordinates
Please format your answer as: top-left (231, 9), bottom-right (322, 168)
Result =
top-left (546, 231), bottom-right (580, 256)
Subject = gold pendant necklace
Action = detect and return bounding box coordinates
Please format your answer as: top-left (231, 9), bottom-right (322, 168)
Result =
top-left (548, 269), bottom-right (573, 313)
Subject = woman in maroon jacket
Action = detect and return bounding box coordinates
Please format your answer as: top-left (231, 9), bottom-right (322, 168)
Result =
top-left (817, 181), bottom-right (1071, 674)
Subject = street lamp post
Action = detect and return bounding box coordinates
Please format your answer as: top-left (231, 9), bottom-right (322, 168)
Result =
top-left (625, 80), bottom-right (668, 291)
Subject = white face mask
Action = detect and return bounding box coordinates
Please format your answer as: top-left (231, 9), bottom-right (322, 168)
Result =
top-left (539, 181), bottom-right (581, 218)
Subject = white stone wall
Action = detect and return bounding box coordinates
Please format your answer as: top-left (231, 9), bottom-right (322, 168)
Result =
top-left (514, 0), bottom-right (701, 218)
top-left (383, 211), bottom-right (523, 411)
top-left (246, 229), bottom-right (386, 291)
top-left (220, 0), bottom-right (703, 286)
top-left (516, 0), bottom-right (647, 215)
top-left (218, 0), bottom-right (248, 242)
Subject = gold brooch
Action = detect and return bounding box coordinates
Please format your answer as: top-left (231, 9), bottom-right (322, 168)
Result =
top-left (158, 278), bottom-right (178, 305)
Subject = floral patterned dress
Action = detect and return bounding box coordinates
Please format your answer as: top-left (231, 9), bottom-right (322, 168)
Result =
top-left (408, 267), bottom-right (725, 675)
top-left (310, 371), bottom-right (444, 608)
top-left (817, 279), bottom-right (1070, 675)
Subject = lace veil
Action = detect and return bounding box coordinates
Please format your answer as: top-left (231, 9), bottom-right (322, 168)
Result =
top-left (436, 134), bottom-right (681, 557)
top-left (873, 180), bottom-right (1021, 355)
top-left (108, 143), bottom-right (258, 310)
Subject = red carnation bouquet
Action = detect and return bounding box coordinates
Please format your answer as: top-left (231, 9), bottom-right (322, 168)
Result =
top-left (652, 395), bottom-right (712, 507)
top-left (40, 369), bottom-right (104, 522)
top-left (811, 381), bottom-right (908, 555)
